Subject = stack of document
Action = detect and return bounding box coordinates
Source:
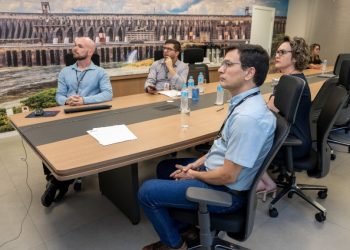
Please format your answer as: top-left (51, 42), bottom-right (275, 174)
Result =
top-left (87, 124), bottom-right (137, 146)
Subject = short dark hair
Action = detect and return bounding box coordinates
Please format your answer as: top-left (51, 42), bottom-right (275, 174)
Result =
top-left (224, 44), bottom-right (269, 87)
top-left (164, 39), bottom-right (181, 52)
top-left (282, 36), bottom-right (309, 71)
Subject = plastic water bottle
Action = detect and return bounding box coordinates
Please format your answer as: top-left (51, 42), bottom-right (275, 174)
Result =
top-left (188, 76), bottom-right (194, 99)
top-left (321, 59), bottom-right (327, 74)
top-left (197, 72), bottom-right (204, 93)
top-left (215, 84), bottom-right (224, 105)
top-left (180, 85), bottom-right (190, 128)
top-left (180, 84), bottom-right (189, 112)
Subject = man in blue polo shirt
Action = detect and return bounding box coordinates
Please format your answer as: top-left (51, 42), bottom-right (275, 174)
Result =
top-left (56, 37), bottom-right (112, 105)
top-left (139, 44), bottom-right (276, 250)
top-left (41, 37), bottom-right (112, 207)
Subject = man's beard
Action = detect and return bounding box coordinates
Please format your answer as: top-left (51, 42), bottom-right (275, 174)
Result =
top-left (73, 53), bottom-right (88, 60)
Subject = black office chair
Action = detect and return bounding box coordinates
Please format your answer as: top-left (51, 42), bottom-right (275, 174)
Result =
top-left (183, 48), bottom-right (210, 84)
top-left (309, 77), bottom-right (339, 141)
top-left (169, 75), bottom-right (304, 249)
top-left (327, 60), bottom-right (350, 153)
top-left (154, 50), bottom-right (164, 61)
top-left (309, 60), bottom-right (350, 162)
top-left (269, 79), bottom-right (349, 222)
top-left (64, 53), bottom-right (100, 66)
top-left (332, 53), bottom-right (350, 76)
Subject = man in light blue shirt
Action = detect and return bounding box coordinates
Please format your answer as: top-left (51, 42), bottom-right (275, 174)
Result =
top-left (42, 37), bottom-right (112, 208)
top-left (144, 39), bottom-right (189, 94)
top-left (139, 44), bottom-right (276, 250)
top-left (56, 37), bottom-right (112, 106)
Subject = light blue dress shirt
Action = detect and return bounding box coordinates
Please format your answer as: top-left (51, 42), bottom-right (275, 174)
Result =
top-left (56, 62), bottom-right (113, 105)
top-left (144, 59), bottom-right (189, 91)
top-left (205, 87), bottom-right (276, 191)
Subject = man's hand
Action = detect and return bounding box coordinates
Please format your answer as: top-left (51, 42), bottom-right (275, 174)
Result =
top-left (164, 56), bottom-right (173, 70)
top-left (146, 85), bottom-right (158, 94)
top-left (66, 95), bottom-right (84, 106)
top-left (170, 163), bottom-right (198, 180)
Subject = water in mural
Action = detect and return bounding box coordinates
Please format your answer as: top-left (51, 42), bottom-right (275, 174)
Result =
top-left (0, 0), bottom-right (289, 105)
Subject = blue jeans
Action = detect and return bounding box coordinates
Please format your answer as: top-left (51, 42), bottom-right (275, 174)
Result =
top-left (138, 158), bottom-right (246, 248)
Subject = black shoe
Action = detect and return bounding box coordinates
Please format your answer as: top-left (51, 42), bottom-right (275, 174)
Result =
top-left (54, 187), bottom-right (69, 202)
top-left (41, 181), bottom-right (57, 207)
top-left (54, 179), bottom-right (73, 202)
top-left (181, 226), bottom-right (200, 248)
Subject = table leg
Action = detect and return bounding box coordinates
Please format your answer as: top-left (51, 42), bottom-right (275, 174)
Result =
top-left (98, 163), bottom-right (140, 224)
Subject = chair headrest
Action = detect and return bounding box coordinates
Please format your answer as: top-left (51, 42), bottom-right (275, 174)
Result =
top-left (338, 60), bottom-right (350, 90)
top-left (274, 75), bottom-right (306, 124)
top-left (334, 53), bottom-right (350, 75)
top-left (183, 48), bottom-right (204, 64)
top-left (154, 50), bottom-right (163, 61)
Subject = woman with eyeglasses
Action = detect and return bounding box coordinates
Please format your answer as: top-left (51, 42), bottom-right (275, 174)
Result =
top-left (308, 43), bottom-right (322, 69)
top-left (257, 36), bottom-right (312, 200)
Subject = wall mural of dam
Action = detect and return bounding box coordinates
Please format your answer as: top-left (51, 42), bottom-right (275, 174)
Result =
top-left (0, 0), bottom-right (288, 105)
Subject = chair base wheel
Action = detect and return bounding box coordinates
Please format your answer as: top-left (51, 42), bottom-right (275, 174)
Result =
top-left (315, 212), bottom-right (326, 222)
top-left (318, 190), bottom-right (328, 199)
top-left (73, 180), bottom-right (82, 191)
top-left (287, 192), bottom-right (294, 198)
top-left (269, 207), bottom-right (278, 218)
top-left (330, 154), bottom-right (336, 161)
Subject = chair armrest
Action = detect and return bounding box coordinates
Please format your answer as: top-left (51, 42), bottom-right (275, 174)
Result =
top-left (283, 135), bottom-right (303, 147)
top-left (186, 187), bottom-right (232, 207)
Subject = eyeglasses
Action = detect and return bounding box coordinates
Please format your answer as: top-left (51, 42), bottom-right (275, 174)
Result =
top-left (163, 46), bottom-right (176, 52)
top-left (275, 50), bottom-right (292, 56)
top-left (220, 60), bottom-right (241, 70)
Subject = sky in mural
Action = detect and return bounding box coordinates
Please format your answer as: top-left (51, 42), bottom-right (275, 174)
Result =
top-left (0, 0), bottom-right (289, 16)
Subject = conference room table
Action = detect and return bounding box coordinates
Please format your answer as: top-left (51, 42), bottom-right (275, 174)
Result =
top-left (9, 66), bottom-right (333, 224)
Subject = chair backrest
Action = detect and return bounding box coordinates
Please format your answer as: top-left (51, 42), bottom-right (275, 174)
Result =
top-left (154, 50), bottom-right (163, 61)
top-left (333, 60), bottom-right (350, 126)
top-left (313, 85), bottom-right (348, 178)
top-left (274, 75), bottom-right (306, 124)
top-left (64, 53), bottom-right (100, 66)
top-left (233, 113), bottom-right (289, 241)
top-left (334, 53), bottom-right (350, 76)
top-left (187, 63), bottom-right (210, 84)
top-left (183, 48), bottom-right (204, 64)
top-left (310, 77), bottom-right (338, 119)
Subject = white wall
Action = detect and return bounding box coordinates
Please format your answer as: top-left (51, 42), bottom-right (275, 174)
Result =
top-left (286, 0), bottom-right (350, 64)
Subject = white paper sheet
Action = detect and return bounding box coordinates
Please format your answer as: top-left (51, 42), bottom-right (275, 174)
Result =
top-left (87, 124), bottom-right (137, 146)
top-left (158, 90), bottom-right (181, 97)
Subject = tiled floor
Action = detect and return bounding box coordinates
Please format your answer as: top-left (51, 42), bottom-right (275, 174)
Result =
top-left (1, 131), bottom-right (350, 250)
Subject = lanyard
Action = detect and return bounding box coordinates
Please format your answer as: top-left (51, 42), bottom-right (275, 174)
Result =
top-left (216, 91), bottom-right (260, 139)
top-left (75, 70), bottom-right (87, 94)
